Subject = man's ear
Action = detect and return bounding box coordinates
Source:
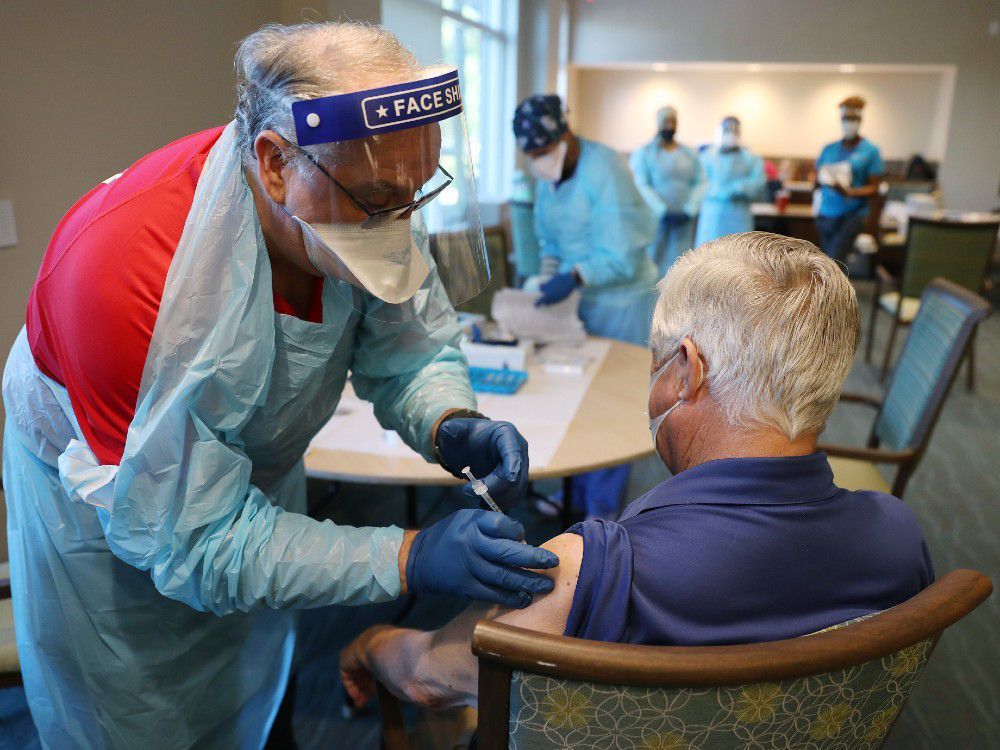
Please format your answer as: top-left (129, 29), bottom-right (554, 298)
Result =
top-left (678, 337), bottom-right (705, 401)
top-left (253, 131), bottom-right (289, 204)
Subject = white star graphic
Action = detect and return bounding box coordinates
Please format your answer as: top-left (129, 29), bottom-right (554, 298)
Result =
top-left (376, 105), bottom-right (389, 118)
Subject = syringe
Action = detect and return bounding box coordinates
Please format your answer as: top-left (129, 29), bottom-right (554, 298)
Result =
top-left (462, 466), bottom-right (503, 514)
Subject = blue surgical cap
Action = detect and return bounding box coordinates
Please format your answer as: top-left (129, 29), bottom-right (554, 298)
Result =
top-left (512, 94), bottom-right (568, 152)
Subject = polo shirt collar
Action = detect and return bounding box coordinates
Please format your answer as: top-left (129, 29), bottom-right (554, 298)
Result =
top-left (619, 451), bottom-right (839, 521)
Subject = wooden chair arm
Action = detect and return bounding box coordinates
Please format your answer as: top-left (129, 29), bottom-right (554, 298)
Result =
top-left (837, 392), bottom-right (883, 409)
top-left (818, 443), bottom-right (915, 464)
top-left (377, 681), bottom-right (412, 750)
top-left (472, 569), bottom-right (992, 687)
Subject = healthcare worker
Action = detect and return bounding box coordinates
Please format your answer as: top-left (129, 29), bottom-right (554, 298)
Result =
top-left (629, 106), bottom-right (705, 273)
top-left (2, 22), bottom-right (558, 749)
top-left (815, 96), bottom-right (885, 262)
top-left (694, 115), bottom-right (765, 246)
top-left (513, 94), bottom-right (657, 519)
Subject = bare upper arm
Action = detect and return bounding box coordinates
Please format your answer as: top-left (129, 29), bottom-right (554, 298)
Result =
top-left (493, 532), bottom-right (584, 635)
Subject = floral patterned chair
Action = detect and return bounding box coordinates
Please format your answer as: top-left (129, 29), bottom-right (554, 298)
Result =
top-left (376, 569), bottom-right (991, 750)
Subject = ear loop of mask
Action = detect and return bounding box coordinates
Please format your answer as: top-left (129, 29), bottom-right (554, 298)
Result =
top-left (648, 346), bottom-right (703, 441)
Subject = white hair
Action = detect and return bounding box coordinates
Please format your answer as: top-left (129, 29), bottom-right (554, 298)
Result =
top-left (234, 22), bottom-right (421, 168)
top-left (649, 232), bottom-right (860, 440)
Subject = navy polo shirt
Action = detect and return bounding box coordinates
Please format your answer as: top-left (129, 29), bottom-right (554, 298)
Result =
top-left (564, 452), bottom-right (934, 645)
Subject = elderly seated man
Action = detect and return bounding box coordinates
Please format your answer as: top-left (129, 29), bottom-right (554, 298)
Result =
top-left (340, 231), bottom-right (934, 709)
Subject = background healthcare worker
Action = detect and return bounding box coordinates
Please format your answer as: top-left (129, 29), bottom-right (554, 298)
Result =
top-left (513, 93), bottom-right (657, 520)
top-left (2, 22), bottom-right (557, 749)
top-left (629, 105), bottom-right (706, 273)
top-left (815, 96), bottom-right (885, 262)
top-left (694, 115), bottom-right (766, 246)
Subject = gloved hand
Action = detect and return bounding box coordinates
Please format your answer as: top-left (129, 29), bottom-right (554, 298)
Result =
top-left (535, 271), bottom-right (579, 307)
top-left (436, 418), bottom-right (529, 508)
top-left (405, 509), bottom-right (559, 607)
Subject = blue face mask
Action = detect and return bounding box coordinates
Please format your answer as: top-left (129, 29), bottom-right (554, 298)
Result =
top-left (648, 351), bottom-right (683, 442)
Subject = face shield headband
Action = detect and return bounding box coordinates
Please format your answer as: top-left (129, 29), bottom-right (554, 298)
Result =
top-left (279, 66), bottom-right (490, 323)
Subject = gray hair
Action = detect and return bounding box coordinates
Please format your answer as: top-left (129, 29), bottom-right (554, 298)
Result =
top-left (234, 22), bottom-right (421, 166)
top-left (649, 232), bottom-right (860, 440)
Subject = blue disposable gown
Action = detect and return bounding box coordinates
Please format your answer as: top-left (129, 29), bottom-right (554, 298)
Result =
top-left (534, 139), bottom-right (658, 346)
top-left (694, 146), bottom-right (765, 246)
top-left (1, 123), bottom-right (475, 749)
top-left (629, 139), bottom-right (705, 273)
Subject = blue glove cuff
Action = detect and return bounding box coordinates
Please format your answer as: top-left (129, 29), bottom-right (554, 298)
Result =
top-left (404, 527), bottom-right (430, 594)
top-left (432, 409), bottom-right (488, 475)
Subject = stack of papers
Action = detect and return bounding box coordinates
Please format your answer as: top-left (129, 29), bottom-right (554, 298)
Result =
top-left (490, 288), bottom-right (586, 346)
top-left (818, 161), bottom-right (852, 189)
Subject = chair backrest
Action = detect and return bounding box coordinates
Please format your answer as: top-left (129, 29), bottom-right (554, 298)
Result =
top-left (471, 569), bottom-right (992, 750)
top-left (900, 216), bottom-right (998, 299)
top-left (508, 201), bottom-right (541, 279)
top-left (452, 225), bottom-right (511, 317)
top-left (874, 279), bottom-right (991, 452)
top-left (885, 181), bottom-right (936, 203)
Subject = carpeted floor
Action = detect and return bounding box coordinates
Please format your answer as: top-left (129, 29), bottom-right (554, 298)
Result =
top-left (1, 281), bottom-right (997, 749)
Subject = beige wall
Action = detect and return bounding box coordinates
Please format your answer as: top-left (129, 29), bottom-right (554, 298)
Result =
top-left (0, 1), bottom-right (272, 441)
top-left (569, 66), bottom-right (952, 162)
top-left (0, 2), bottom-right (384, 451)
top-left (568, 0), bottom-right (1000, 211)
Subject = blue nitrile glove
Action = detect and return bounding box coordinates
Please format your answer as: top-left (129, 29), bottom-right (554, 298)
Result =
top-left (535, 271), bottom-right (579, 307)
top-left (405, 509), bottom-right (559, 607)
top-left (436, 418), bottom-right (529, 508)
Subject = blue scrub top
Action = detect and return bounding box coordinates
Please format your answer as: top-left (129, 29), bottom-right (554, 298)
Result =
top-left (816, 138), bottom-right (884, 218)
top-left (564, 452), bottom-right (934, 645)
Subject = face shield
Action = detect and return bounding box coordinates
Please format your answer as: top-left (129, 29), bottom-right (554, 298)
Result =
top-left (716, 118), bottom-right (741, 149)
top-left (283, 66), bottom-right (489, 323)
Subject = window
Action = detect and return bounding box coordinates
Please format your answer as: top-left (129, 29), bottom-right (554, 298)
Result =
top-left (382, 0), bottom-right (519, 203)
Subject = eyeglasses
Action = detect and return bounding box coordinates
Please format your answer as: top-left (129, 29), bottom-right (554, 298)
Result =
top-left (278, 135), bottom-right (453, 229)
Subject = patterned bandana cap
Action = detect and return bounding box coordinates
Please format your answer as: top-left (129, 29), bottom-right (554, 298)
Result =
top-left (512, 94), bottom-right (568, 152)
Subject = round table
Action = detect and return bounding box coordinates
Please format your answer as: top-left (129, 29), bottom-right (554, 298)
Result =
top-left (305, 337), bottom-right (655, 525)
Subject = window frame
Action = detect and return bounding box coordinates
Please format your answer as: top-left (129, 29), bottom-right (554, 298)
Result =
top-left (403, 0), bottom-right (519, 204)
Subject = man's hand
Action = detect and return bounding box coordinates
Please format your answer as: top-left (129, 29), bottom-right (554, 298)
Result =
top-left (436, 418), bottom-right (530, 508)
top-left (340, 625), bottom-right (392, 708)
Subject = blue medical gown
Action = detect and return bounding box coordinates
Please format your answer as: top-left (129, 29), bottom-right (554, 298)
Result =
top-left (1, 124), bottom-right (475, 749)
top-left (694, 146), bottom-right (765, 246)
top-left (629, 139), bottom-right (705, 273)
top-left (534, 139), bottom-right (659, 346)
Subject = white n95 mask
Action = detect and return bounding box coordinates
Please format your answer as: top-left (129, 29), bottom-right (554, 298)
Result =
top-left (529, 139), bottom-right (568, 183)
top-left (292, 215), bottom-right (430, 305)
top-left (719, 132), bottom-right (740, 149)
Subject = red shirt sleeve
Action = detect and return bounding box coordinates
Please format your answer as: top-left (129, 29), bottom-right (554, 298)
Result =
top-left (26, 127), bottom-right (226, 466)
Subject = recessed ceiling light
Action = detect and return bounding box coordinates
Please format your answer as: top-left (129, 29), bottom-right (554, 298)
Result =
top-left (653, 63), bottom-right (669, 72)
top-left (747, 64), bottom-right (762, 73)
top-left (839, 64), bottom-right (857, 73)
